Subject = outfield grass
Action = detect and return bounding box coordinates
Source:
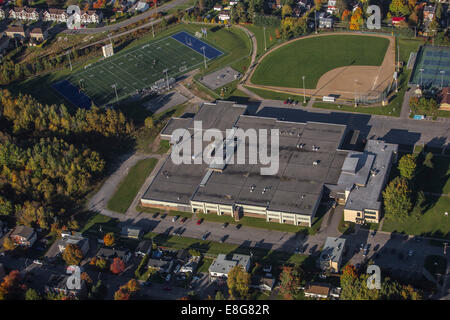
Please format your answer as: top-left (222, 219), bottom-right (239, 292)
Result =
top-left (107, 158), bottom-right (158, 213)
top-left (252, 35), bottom-right (389, 89)
top-left (382, 196), bottom-right (450, 239)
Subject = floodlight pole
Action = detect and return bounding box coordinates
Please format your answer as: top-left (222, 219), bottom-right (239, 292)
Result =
top-left (354, 79), bottom-right (357, 108)
top-left (440, 70), bottom-right (445, 89)
top-left (263, 26), bottom-right (267, 51)
top-left (112, 83), bottom-right (119, 106)
top-left (419, 68), bottom-right (424, 87)
top-left (202, 46), bottom-right (207, 69)
top-left (163, 69), bottom-right (169, 90)
top-left (302, 75), bottom-right (306, 104)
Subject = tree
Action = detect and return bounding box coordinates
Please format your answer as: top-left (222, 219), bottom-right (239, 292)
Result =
top-left (215, 291), bottom-right (226, 300)
top-left (114, 287), bottom-right (130, 300)
top-left (110, 257), bottom-right (125, 274)
top-left (144, 117), bottom-right (154, 129)
top-left (398, 154), bottom-right (417, 180)
top-left (25, 288), bottom-right (41, 300)
top-left (3, 237), bottom-right (15, 251)
top-left (236, 2), bottom-right (247, 23)
top-left (382, 177), bottom-right (413, 220)
top-left (281, 4), bottom-right (292, 18)
top-left (335, 0), bottom-right (348, 16)
top-left (62, 244), bottom-right (83, 266)
top-left (278, 266), bottom-right (301, 299)
top-left (423, 152), bottom-right (434, 169)
top-left (341, 9), bottom-right (351, 21)
top-left (350, 7), bottom-right (363, 30)
top-left (103, 232), bottom-right (115, 247)
top-left (0, 196), bottom-right (13, 216)
top-left (227, 265), bottom-right (250, 299)
top-left (389, 0), bottom-right (411, 17)
top-left (410, 190), bottom-right (425, 220)
top-left (114, 279), bottom-right (139, 300)
top-left (0, 270), bottom-right (26, 300)
top-left (314, 0), bottom-right (322, 11)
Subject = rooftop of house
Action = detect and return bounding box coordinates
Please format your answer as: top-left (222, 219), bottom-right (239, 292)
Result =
top-left (209, 253), bottom-right (251, 275)
top-left (6, 25), bottom-right (25, 32)
top-left (304, 282), bottom-right (331, 296)
top-left (121, 226), bottom-right (143, 238)
top-left (135, 240), bottom-right (152, 253)
top-left (10, 225), bottom-right (35, 240)
top-left (441, 87), bottom-right (450, 105)
top-left (97, 247), bottom-right (130, 260)
top-left (319, 237), bottom-right (346, 264)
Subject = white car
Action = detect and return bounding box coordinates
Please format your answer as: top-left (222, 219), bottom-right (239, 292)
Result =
top-left (33, 260), bottom-right (43, 265)
top-left (165, 274), bottom-right (171, 282)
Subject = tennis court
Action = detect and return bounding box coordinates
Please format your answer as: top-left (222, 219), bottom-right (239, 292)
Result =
top-left (57, 31), bottom-right (224, 107)
top-left (410, 46), bottom-right (450, 88)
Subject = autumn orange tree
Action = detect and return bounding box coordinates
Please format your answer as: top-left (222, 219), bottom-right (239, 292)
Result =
top-left (0, 270), bottom-right (27, 300)
top-left (103, 232), bottom-right (115, 247)
top-left (350, 7), bottom-right (363, 30)
top-left (278, 266), bottom-right (301, 299)
top-left (3, 237), bottom-right (15, 251)
top-left (114, 279), bottom-right (140, 300)
top-left (62, 244), bottom-right (83, 266)
top-left (110, 257), bottom-right (125, 274)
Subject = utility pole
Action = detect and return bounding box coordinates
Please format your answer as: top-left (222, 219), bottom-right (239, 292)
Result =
top-left (66, 51), bottom-right (72, 71)
top-left (397, 43), bottom-right (400, 72)
top-left (111, 84), bottom-right (119, 106)
top-left (302, 75), bottom-right (306, 104)
top-left (263, 26), bottom-right (267, 51)
top-left (201, 46), bottom-right (207, 69)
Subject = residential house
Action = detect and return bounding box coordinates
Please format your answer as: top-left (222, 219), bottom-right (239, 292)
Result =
top-left (218, 11), bottom-right (231, 21)
top-left (4, 25), bottom-right (27, 40)
top-left (250, 275), bottom-right (275, 292)
top-left (80, 10), bottom-right (102, 24)
top-left (423, 5), bottom-right (436, 22)
top-left (391, 16), bottom-right (406, 26)
top-left (135, 239), bottom-right (152, 257)
top-left (319, 237), bottom-right (345, 273)
top-left (135, 1), bottom-right (149, 12)
top-left (327, 0), bottom-right (336, 14)
top-left (209, 254), bottom-right (251, 278)
top-left (176, 249), bottom-right (189, 265)
top-left (43, 8), bottom-right (69, 23)
top-left (147, 258), bottom-right (173, 273)
top-left (10, 225), bottom-right (37, 247)
top-left (0, 6), bottom-right (7, 19)
top-left (56, 232), bottom-right (89, 255)
top-left (9, 7), bottom-right (41, 21)
top-left (45, 273), bottom-right (87, 298)
top-left (121, 226), bottom-right (143, 240)
top-left (319, 17), bottom-right (333, 29)
top-left (439, 87), bottom-right (450, 111)
top-left (304, 283), bottom-right (331, 299)
top-left (96, 247), bottom-right (131, 263)
top-left (180, 255), bottom-right (200, 273)
top-left (29, 27), bottom-right (48, 42)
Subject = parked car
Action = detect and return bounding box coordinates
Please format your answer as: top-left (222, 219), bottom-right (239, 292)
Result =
top-left (294, 247), bottom-right (300, 254)
top-left (363, 245), bottom-right (369, 256)
top-left (220, 235), bottom-right (228, 243)
top-left (181, 217), bottom-right (187, 223)
top-left (222, 222), bottom-right (228, 229)
top-left (202, 232), bottom-right (209, 240)
top-left (408, 249), bottom-right (415, 257)
top-left (143, 281), bottom-right (152, 287)
top-left (161, 213), bottom-right (167, 219)
top-left (174, 264), bottom-right (181, 273)
top-left (165, 274), bottom-right (171, 282)
top-left (235, 224), bottom-right (242, 230)
top-left (196, 218), bottom-right (203, 225)
top-left (152, 212), bottom-right (159, 218)
top-left (172, 215), bottom-right (179, 222)
top-left (33, 260), bottom-right (43, 265)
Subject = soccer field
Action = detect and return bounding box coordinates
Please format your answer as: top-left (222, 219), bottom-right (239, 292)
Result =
top-left (63, 31), bottom-right (223, 106)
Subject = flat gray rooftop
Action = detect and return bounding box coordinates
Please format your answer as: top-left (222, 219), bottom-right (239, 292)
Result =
top-left (143, 101), bottom-right (349, 217)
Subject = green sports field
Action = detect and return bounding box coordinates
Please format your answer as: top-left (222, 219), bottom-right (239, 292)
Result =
top-left (251, 35), bottom-right (390, 89)
top-left (67, 34), bottom-right (215, 106)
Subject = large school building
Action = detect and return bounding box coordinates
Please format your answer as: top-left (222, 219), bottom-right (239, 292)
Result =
top-left (141, 101), bottom-right (398, 227)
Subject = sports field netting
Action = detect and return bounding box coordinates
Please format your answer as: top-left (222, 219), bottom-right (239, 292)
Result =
top-left (56, 31), bottom-right (224, 107)
top-left (410, 46), bottom-right (450, 88)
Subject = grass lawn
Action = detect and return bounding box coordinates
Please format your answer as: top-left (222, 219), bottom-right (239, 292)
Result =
top-left (414, 155), bottom-right (450, 195)
top-left (107, 158), bottom-right (158, 213)
top-left (136, 205), bottom-right (193, 218)
top-left (197, 257), bottom-right (214, 273)
top-left (144, 231), bottom-right (312, 267)
top-left (245, 85), bottom-right (309, 104)
top-left (80, 212), bottom-right (120, 236)
top-left (382, 196), bottom-right (450, 239)
top-left (252, 35), bottom-right (389, 89)
top-left (244, 25), bottom-right (282, 58)
top-left (338, 215), bottom-right (355, 235)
